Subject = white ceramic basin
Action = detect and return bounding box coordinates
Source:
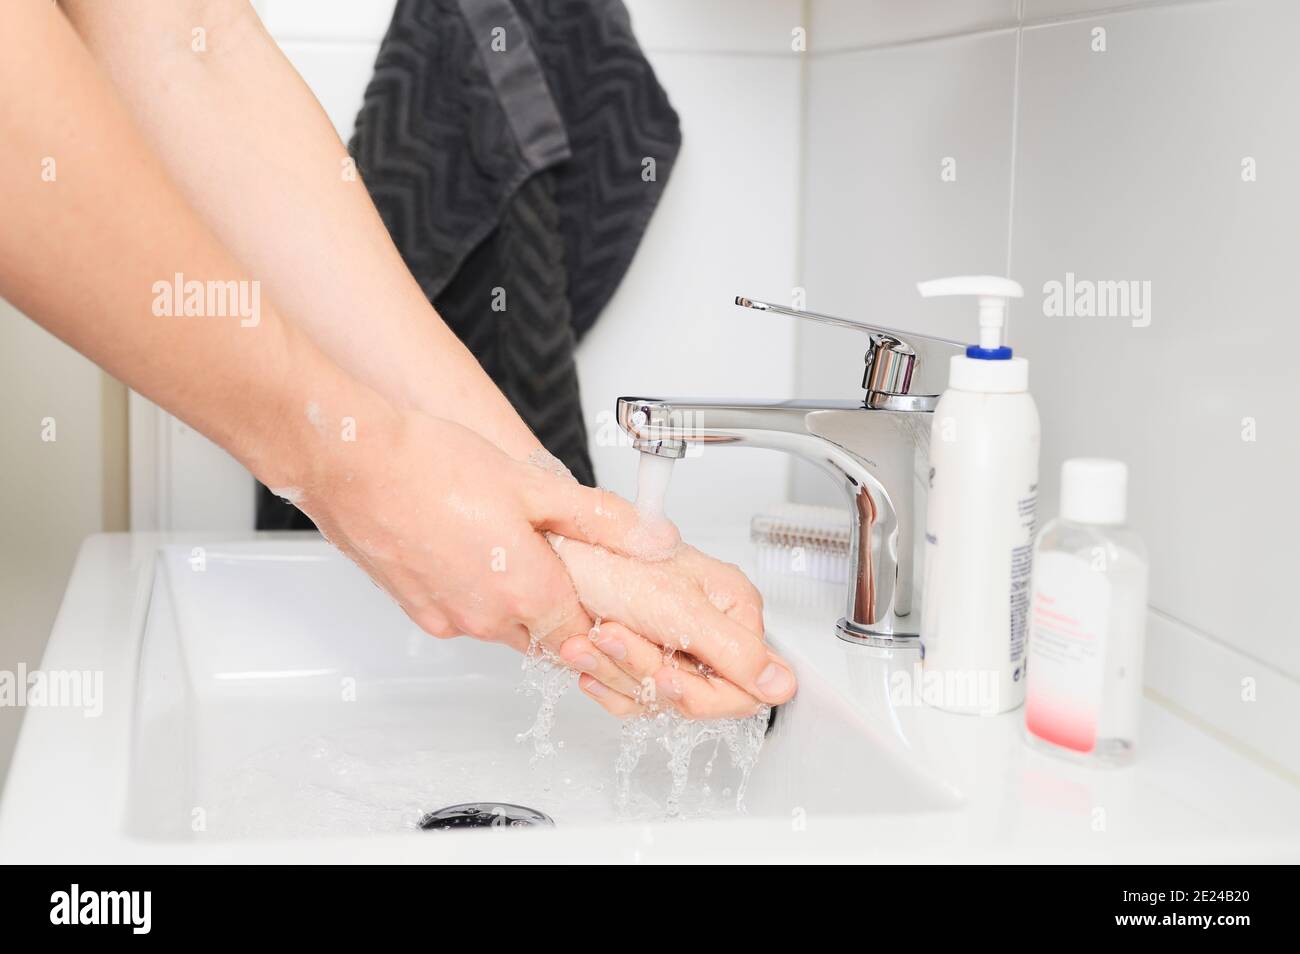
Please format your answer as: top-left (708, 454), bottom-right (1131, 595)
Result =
top-left (3, 531), bottom-right (1298, 863)
top-left (125, 541), bottom-right (955, 841)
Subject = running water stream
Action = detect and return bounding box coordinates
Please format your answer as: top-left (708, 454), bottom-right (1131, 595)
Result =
top-left (635, 451), bottom-right (675, 517)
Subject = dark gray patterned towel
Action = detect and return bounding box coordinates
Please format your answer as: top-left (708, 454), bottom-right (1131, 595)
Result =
top-left (257, 0), bottom-right (681, 530)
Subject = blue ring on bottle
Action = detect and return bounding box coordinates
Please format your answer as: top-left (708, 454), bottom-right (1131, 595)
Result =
top-left (966, 345), bottom-right (1013, 360)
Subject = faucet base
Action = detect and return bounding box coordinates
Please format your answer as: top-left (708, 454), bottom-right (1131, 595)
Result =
top-left (835, 618), bottom-right (919, 648)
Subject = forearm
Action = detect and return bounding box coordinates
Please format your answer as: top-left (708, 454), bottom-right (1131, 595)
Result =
top-left (0, 0), bottom-right (392, 495)
top-left (57, 0), bottom-right (544, 460)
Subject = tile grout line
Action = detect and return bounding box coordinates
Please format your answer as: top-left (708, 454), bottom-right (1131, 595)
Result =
top-left (1021, 0), bottom-right (1230, 31)
top-left (812, 23), bottom-right (1020, 59)
top-left (808, 0), bottom-right (1222, 58)
top-left (1144, 606), bottom-right (1300, 782)
top-left (1005, 1), bottom-right (1025, 286)
top-left (1146, 686), bottom-right (1300, 790)
top-left (1150, 606), bottom-right (1300, 688)
top-left (786, 0), bottom-right (813, 505)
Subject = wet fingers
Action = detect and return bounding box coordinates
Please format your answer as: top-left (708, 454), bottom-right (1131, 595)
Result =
top-left (593, 621), bottom-right (765, 718)
top-left (578, 673), bottom-right (644, 717)
top-left (557, 631), bottom-right (643, 699)
top-left (652, 664), bottom-right (766, 719)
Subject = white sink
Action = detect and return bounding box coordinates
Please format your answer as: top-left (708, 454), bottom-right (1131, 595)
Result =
top-left (126, 541), bottom-right (954, 841)
top-left (3, 532), bottom-right (1298, 863)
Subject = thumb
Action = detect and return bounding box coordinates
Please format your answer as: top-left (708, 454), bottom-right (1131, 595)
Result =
top-left (529, 473), bottom-right (680, 561)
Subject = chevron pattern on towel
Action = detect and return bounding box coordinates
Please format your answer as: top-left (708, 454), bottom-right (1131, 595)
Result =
top-left (434, 170), bottom-right (596, 486)
top-left (348, 0), bottom-right (554, 304)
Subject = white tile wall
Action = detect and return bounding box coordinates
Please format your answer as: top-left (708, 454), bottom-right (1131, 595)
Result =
top-left (1010, 0), bottom-right (1300, 677)
top-left (799, 0), bottom-right (1300, 697)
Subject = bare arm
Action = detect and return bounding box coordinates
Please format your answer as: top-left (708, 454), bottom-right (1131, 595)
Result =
top-left (0, 0), bottom-right (349, 492)
top-left (57, 0), bottom-right (543, 459)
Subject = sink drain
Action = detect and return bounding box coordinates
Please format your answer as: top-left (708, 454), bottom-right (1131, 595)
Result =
top-left (418, 802), bottom-right (555, 831)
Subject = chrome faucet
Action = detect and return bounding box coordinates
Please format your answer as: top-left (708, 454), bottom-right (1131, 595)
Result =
top-left (616, 296), bottom-right (965, 645)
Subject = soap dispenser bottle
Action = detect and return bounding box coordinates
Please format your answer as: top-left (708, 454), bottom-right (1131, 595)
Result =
top-left (918, 276), bottom-right (1040, 715)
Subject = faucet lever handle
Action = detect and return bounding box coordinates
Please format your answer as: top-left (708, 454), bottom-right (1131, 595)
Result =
top-left (734, 295), bottom-right (963, 406)
top-left (734, 296), bottom-right (884, 336)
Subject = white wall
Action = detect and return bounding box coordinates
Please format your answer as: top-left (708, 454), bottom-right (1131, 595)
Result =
top-left (161, 0), bottom-right (803, 532)
top-left (0, 301), bottom-right (127, 782)
top-left (798, 0), bottom-right (1300, 690)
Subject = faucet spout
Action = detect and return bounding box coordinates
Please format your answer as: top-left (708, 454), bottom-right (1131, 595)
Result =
top-left (616, 396), bottom-right (930, 643)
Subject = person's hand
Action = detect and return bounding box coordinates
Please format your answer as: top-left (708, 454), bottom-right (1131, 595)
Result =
top-left (294, 410), bottom-right (655, 700)
top-left (549, 537), bottom-right (797, 719)
top-left (294, 408), bottom-right (796, 717)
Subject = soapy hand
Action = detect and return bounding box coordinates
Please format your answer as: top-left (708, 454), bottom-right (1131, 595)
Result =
top-left (297, 410), bottom-right (795, 718)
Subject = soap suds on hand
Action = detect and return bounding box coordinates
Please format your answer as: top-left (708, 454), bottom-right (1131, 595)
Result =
top-left (270, 486), bottom-right (304, 505)
top-left (526, 447), bottom-right (574, 482)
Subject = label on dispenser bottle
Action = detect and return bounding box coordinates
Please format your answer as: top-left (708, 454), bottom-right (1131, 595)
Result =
top-left (1025, 552), bottom-right (1110, 753)
top-left (1008, 486), bottom-right (1038, 668)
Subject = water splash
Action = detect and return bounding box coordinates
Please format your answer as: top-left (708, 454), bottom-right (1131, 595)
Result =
top-left (613, 706), bottom-right (771, 818)
top-left (515, 644), bottom-right (771, 818)
top-left (514, 637), bottom-right (573, 763)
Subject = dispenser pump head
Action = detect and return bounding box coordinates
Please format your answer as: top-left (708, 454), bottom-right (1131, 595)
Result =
top-left (916, 275), bottom-right (1024, 359)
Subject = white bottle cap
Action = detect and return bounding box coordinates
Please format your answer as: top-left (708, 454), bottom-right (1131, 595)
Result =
top-left (1060, 458), bottom-right (1128, 525)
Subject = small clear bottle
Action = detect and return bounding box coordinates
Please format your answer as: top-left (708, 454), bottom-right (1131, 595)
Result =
top-left (1024, 459), bottom-right (1148, 765)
